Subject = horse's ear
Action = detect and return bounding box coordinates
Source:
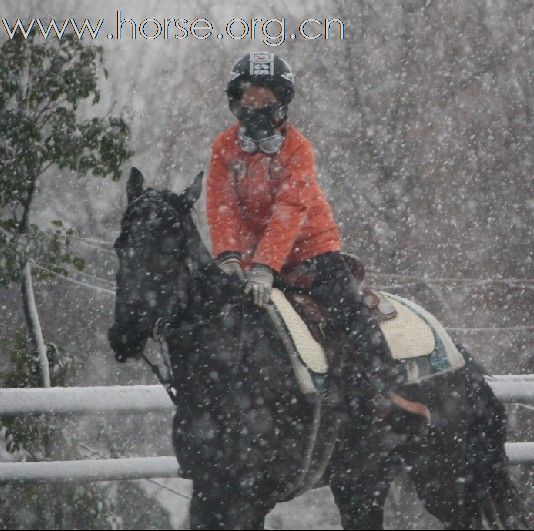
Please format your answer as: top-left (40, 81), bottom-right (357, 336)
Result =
top-left (182, 171), bottom-right (204, 207)
top-left (127, 167), bottom-right (144, 203)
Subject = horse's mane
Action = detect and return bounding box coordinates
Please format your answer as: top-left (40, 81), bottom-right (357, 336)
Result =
top-left (116, 185), bottom-right (246, 315)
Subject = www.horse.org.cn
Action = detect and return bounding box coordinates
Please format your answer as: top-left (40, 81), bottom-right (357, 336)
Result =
top-left (1, 12), bottom-right (346, 46)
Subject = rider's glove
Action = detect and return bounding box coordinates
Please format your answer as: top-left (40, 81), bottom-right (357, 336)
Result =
top-left (215, 252), bottom-right (245, 282)
top-left (244, 263), bottom-right (275, 308)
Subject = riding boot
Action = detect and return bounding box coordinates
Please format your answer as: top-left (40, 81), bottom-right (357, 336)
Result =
top-left (307, 252), bottom-right (408, 397)
top-left (336, 299), bottom-right (408, 396)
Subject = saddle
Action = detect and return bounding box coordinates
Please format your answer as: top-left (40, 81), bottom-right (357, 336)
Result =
top-left (266, 254), bottom-right (433, 500)
top-left (276, 252), bottom-right (398, 345)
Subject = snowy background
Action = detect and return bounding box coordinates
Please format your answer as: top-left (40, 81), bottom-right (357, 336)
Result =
top-left (1, 0), bottom-right (533, 528)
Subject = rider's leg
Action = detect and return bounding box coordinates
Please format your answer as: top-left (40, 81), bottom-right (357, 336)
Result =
top-left (308, 251), bottom-right (407, 396)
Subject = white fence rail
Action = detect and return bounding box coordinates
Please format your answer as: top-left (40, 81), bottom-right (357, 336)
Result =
top-left (0, 376), bottom-right (533, 483)
top-left (485, 376), bottom-right (534, 405)
top-left (0, 385), bottom-right (174, 416)
top-left (0, 457), bottom-right (179, 483)
top-left (0, 444), bottom-right (533, 484)
top-left (1, 377), bottom-right (533, 417)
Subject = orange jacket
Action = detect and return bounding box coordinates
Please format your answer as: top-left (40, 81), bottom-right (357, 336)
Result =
top-left (206, 121), bottom-right (341, 273)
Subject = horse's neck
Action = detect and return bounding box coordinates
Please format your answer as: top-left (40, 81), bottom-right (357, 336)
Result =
top-left (182, 212), bottom-right (222, 280)
top-left (179, 212), bottom-right (236, 315)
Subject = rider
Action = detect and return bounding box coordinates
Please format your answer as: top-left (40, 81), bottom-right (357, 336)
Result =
top-left (206, 51), bottom-right (408, 402)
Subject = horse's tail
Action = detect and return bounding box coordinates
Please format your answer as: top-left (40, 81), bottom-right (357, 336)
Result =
top-left (460, 346), bottom-right (530, 529)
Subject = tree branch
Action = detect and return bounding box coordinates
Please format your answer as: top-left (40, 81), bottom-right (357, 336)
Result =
top-left (18, 173), bottom-right (39, 235)
top-left (21, 261), bottom-right (50, 388)
top-left (35, 95), bottom-right (69, 128)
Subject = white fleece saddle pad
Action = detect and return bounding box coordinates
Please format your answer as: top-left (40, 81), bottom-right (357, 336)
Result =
top-left (270, 289), bottom-right (465, 386)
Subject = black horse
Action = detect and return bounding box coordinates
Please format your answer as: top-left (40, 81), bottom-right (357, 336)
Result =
top-left (108, 168), bottom-right (526, 530)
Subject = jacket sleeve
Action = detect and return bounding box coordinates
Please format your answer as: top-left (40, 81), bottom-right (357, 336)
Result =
top-left (206, 141), bottom-right (247, 258)
top-left (252, 141), bottom-right (316, 272)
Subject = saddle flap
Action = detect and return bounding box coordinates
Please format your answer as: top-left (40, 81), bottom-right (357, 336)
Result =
top-left (270, 289), bottom-right (328, 375)
top-left (283, 292), bottom-right (327, 349)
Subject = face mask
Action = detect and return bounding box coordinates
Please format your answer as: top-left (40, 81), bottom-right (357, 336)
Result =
top-left (233, 102), bottom-right (287, 154)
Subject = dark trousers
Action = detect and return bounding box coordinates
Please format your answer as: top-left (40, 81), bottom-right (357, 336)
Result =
top-left (296, 251), bottom-right (406, 395)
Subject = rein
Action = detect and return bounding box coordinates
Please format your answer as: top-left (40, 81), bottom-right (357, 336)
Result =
top-left (141, 317), bottom-right (179, 406)
top-left (138, 242), bottom-right (247, 407)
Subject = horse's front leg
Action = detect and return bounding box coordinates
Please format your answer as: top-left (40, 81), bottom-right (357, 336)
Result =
top-left (189, 481), bottom-right (271, 530)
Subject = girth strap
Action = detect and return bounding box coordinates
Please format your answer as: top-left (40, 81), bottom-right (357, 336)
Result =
top-left (265, 302), bottom-right (341, 502)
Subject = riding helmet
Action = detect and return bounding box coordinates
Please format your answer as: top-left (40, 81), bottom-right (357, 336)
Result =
top-left (226, 51), bottom-right (295, 117)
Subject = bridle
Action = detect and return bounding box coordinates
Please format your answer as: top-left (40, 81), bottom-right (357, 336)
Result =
top-left (118, 191), bottom-right (250, 408)
top-left (138, 317), bottom-right (178, 405)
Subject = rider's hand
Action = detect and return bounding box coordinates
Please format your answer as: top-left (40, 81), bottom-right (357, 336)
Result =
top-left (244, 263), bottom-right (275, 308)
top-left (216, 252), bottom-right (245, 282)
